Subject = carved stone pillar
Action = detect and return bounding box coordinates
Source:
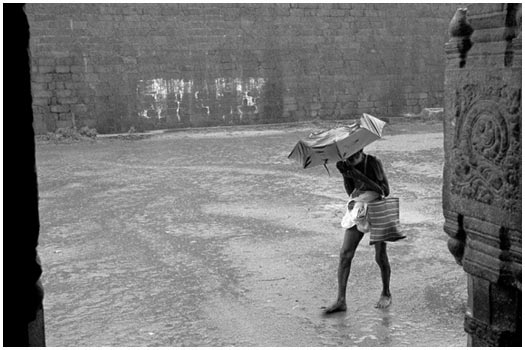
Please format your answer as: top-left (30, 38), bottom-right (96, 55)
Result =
top-left (443, 4), bottom-right (521, 347)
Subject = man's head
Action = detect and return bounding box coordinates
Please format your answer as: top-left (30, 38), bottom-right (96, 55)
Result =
top-left (345, 149), bottom-right (365, 166)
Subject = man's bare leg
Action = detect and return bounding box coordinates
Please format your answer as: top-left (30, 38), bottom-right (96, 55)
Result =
top-left (374, 242), bottom-right (392, 308)
top-left (324, 226), bottom-right (364, 314)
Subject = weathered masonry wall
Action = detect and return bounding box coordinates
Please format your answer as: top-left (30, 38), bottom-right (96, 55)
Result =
top-left (27, 3), bottom-right (460, 134)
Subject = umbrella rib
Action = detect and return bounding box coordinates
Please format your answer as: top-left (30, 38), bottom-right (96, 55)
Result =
top-left (362, 114), bottom-right (382, 136)
top-left (370, 120), bottom-right (379, 135)
top-left (323, 160), bottom-right (331, 176)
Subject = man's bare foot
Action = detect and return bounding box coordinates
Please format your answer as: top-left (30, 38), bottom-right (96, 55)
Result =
top-left (375, 294), bottom-right (391, 309)
top-left (323, 300), bottom-right (347, 314)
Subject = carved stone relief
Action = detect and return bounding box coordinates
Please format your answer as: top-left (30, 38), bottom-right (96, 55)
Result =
top-left (450, 77), bottom-right (521, 213)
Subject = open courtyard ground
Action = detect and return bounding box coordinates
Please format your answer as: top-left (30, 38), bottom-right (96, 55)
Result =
top-left (35, 121), bottom-right (467, 346)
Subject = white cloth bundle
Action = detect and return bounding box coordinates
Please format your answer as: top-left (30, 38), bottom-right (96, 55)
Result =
top-left (340, 191), bottom-right (381, 232)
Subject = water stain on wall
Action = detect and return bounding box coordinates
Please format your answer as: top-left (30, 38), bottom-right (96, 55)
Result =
top-left (137, 77), bottom-right (266, 127)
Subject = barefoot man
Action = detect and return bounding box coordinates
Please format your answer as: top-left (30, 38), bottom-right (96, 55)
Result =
top-left (324, 149), bottom-right (392, 313)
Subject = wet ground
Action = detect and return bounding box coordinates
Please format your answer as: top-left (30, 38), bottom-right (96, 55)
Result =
top-left (35, 121), bottom-right (468, 346)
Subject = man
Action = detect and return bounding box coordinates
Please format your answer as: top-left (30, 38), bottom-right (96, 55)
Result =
top-left (323, 149), bottom-right (392, 313)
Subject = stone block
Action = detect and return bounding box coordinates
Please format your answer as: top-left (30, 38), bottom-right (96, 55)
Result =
top-left (56, 89), bottom-right (72, 97)
top-left (94, 66), bottom-right (113, 73)
top-left (53, 73), bottom-right (72, 82)
top-left (56, 120), bottom-right (73, 129)
top-left (77, 97), bottom-right (90, 107)
top-left (58, 97), bottom-right (79, 105)
top-left (71, 104), bottom-right (88, 113)
top-left (71, 74), bottom-right (84, 82)
top-left (283, 96), bottom-right (296, 104)
top-left (49, 82), bottom-right (65, 90)
top-left (470, 275), bottom-right (491, 323)
top-left (84, 73), bottom-right (99, 82)
top-left (56, 57), bottom-right (74, 65)
top-left (32, 105), bottom-right (50, 114)
top-left (70, 65), bottom-right (85, 73)
top-left (32, 113), bottom-right (47, 134)
top-left (82, 118), bottom-right (97, 129)
top-left (32, 90), bottom-right (53, 98)
top-left (329, 9), bottom-right (346, 16)
top-left (38, 58), bottom-right (55, 66)
top-left (31, 82), bottom-right (48, 91)
top-left (310, 102), bottom-right (322, 110)
top-left (289, 9), bottom-right (305, 17)
top-left (77, 87), bottom-right (96, 96)
top-left (357, 101), bottom-right (374, 108)
top-left (50, 104), bottom-right (70, 113)
top-left (39, 66), bottom-right (55, 73)
top-left (58, 112), bottom-right (73, 121)
top-left (42, 112), bottom-right (58, 130)
top-left (32, 97), bottom-right (50, 106)
top-left (55, 65), bottom-right (70, 73)
top-left (65, 82), bottom-right (83, 89)
top-left (283, 104), bottom-right (297, 112)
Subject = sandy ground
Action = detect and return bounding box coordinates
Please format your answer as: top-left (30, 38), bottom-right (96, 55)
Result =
top-left (35, 121), bottom-right (468, 346)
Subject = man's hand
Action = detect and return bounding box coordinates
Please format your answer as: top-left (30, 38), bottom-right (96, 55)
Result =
top-left (337, 161), bottom-right (360, 179)
top-left (337, 160), bottom-right (359, 178)
top-left (341, 166), bottom-right (384, 196)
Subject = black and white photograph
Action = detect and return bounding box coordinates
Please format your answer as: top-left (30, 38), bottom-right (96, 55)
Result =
top-left (3, 1), bottom-right (522, 347)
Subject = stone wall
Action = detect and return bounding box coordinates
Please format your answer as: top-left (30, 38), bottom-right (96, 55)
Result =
top-left (27, 3), bottom-right (460, 134)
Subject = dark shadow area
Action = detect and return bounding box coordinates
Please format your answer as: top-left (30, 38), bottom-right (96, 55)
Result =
top-left (3, 3), bottom-right (45, 346)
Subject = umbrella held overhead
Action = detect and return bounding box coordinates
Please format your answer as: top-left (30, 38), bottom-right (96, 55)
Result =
top-left (288, 113), bottom-right (386, 169)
